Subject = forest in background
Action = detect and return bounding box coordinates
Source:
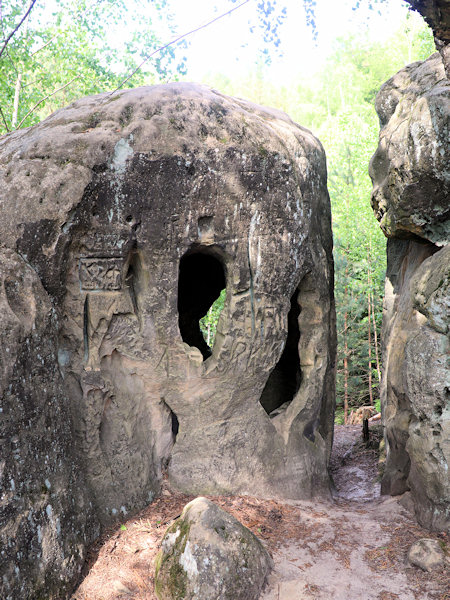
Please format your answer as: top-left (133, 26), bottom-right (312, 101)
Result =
top-left (200, 14), bottom-right (434, 422)
top-left (0, 1), bottom-right (435, 423)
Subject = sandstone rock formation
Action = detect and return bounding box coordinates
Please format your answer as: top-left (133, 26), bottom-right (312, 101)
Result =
top-left (371, 53), bottom-right (449, 244)
top-left (0, 249), bottom-right (96, 599)
top-left (406, 0), bottom-right (450, 77)
top-left (408, 538), bottom-right (448, 571)
top-left (154, 497), bottom-right (273, 600)
top-left (0, 83), bottom-right (335, 596)
top-left (370, 52), bottom-right (449, 531)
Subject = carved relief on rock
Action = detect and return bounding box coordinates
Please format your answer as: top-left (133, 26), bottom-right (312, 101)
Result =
top-left (0, 85), bottom-right (336, 553)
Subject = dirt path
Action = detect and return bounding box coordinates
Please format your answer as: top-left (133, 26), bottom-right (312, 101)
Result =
top-left (261, 423), bottom-right (448, 600)
top-left (329, 423), bottom-right (382, 502)
top-left (72, 425), bottom-right (449, 600)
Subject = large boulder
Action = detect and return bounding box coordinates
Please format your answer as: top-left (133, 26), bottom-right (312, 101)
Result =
top-left (0, 83), bottom-right (335, 595)
top-left (370, 52), bottom-right (449, 531)
top-left (370, 53), bottom-right (449, 244)
top-left (0, 249), bottom-right (96, 599)
top-left (380, 240), bottom-right (449, 529)
top-left (154, 497), bottom-right (273, 600)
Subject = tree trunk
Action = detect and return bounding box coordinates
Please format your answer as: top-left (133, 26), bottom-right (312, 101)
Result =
top-left (206, 306), bottom-right (212, 346)
top-left (367, 255), bottom-right (373, 407)
top-left (362, 418), bottom-right (369, 444)
top-left (344, 329), bottom-right (349, 425)
top-left (12, 73), bottom-right (22, 128)
top-left (344, 264), bottom-right (349, 425)
top-left (370, 290), bottom-right (381, 382)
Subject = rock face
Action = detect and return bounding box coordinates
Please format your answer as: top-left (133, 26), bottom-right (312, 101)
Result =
top-left (0, 249), bottom-right (96, 599)
top-left (154, 497), bottom-right (273, 600)
top-left (0, 83), bottom-right (335, 595)
top-left (406, 1), bottom-right (450, 77)
top-left (406, 1), bottom-right (450, 45)
top-left (408, 538), bottom-right (448, 572)
top-left (371, 53), bottom-right (449, 244)
top-left (370, 53), bottom-right (450, 531)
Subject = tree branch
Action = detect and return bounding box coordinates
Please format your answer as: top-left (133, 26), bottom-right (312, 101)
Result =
top-left (5, 46), bottom-right (19, 76)
top-left (31, 0), bottom-right (116, 58)
top-left (22, 75), bottom-right (44, 88)
top-left (0, 0), bottom-right (37, 60)
top-left (16, 76), bottom-right (78, 129)
top-left (0, 104), bottom-right (10, 132)
top-left (108, 0), bottom-right (250, 96)
top-left (31, 32), bottom-right (59, 57)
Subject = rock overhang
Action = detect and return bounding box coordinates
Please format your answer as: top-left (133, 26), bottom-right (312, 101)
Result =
top-left (369, 53), bottom-right (450, 245)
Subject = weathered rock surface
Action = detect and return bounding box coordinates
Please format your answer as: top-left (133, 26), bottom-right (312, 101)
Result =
top-left (0, 249), bottom-right (96, 599)
top-left (406, 1), bottom-right (450, 44)
top-left (370, 53), bottom-right (449, 244)
top-left (370, 51), bottom-right (450, 531)
top-left (154, 497), bottom-right (273, 600)
top-left (380, 240), bottom-right (449, 529)
top-left (0, 83), bottom-right (335, 596)
top-left (408, 538), bottom-right (448, 571)
top-left (405, 0), bottom-right (450, 76)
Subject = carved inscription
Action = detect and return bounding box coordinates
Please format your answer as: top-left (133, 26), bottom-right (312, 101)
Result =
top-left (80, 231), bottom-right (129, 256)
top-left (79, 258), bottom-right (122, 291)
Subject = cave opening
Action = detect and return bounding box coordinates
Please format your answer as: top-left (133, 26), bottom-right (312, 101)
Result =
top-left (259, 288), bottom-right (302, 416)
top-left (178, 249), bottom-right (226, 360)
top-left (171, 410), bottom-right (179, 437)
top-left (125, 251), bottom-right (143, 316)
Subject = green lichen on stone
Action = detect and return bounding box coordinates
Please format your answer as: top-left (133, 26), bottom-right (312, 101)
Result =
top-left (168, 560), bottom-right (187, 599)
top-left (239, 535), bottom-right (253, 568)
top-left (86, 111), bottom-right (102, 129)
top-left (119, 104), bottom-right (134, 127)
top-left (154, 519), bottom-right (191, 600)
top-left (155, 550), bottom-right (187, 600)
top-left (258, 145), bottom-right (269, 158)
top-left (171, 517), bottom-right (191, 552)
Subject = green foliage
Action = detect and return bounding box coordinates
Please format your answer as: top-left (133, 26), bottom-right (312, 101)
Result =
top-left (0, 4), bottom-right (435, 419)
top-left (200, 289), bottom-right (226, 348)
top-left (0, 0), bottom-right (187, 134)
top-left (335, 409), bottom-right (345, 425)
top-left (310, 24), bottom-right (433, 416)
top-left (202, 14), bottom-right (434, 418)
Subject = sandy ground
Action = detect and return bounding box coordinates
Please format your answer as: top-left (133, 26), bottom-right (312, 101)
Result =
top-left (72, 424), bottom-right (449, 600)
top-left (330, 424), bottom-right (382, 502)
top-left (261, 496), bottom-right (448, 600)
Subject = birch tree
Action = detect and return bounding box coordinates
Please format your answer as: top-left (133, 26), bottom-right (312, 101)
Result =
top-left (0, 0), bottom-right (186, 134)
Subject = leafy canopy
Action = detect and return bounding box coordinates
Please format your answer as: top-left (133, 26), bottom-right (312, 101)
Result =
top-left (0, 0), bottom-right (187, 133)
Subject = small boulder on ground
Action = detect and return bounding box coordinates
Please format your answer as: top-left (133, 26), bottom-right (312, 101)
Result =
top-left (408, 538), bottom-right (447, 572)
top-left (154, 496), bottom-right (273, 600)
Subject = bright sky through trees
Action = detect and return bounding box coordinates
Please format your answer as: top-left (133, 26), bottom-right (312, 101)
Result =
top-left (155, 0), bottom-right (418, 83)
top-left (27, 0), bottom-right (427, 87)
top-left (0, 0), bottom-right (434, 419)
